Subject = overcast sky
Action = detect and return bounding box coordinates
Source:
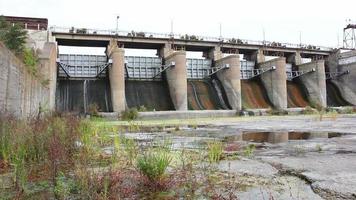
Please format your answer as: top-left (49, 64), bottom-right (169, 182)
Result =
top-left (1, 0), bottom-right (356, 55)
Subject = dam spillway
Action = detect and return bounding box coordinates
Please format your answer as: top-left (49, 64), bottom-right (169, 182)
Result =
top-left (56, 79), bottom-right (112, 113)
top-left (50, 28), bottom-right (356, 114)
top-left (125, 80), bottom-right (174, 111)
top-left (187, 80), bottom-right (230, 110)
top-left (241, 80), bottom-right (272, 109)
top-left (326, 81), bottom-right (351, 107)
top-left (287, 81), bottom-right (310, 108)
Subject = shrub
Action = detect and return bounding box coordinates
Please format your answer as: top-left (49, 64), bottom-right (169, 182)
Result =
top-left (244, 144), bottom-right (256, 158)
top-left (302, 106), bottom-right (317, 115)
top-left (121, 108), bottom-right (138, 121)
top-left (23, 48), bottom-right (39, 76)
top-left (207, 141), bottom-right (224, 163)
top-left (88, 103), bottom-right (100, 117)
top-left (338, 106), bottom-right (354, 114)
top-left (138, 105), bottom-right (147, 112)
top-left (136, 150), bottom-right (172, 181)
top-left (266, 109), bottom-right (288, 116)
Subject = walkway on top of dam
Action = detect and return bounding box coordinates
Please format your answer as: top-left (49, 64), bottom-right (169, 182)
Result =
top-left (50, 26), bottom-right (333, 57)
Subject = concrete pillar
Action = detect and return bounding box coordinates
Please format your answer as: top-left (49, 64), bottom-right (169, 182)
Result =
top-left (258, 57), bottom-right (287, 109)
top-left (327, 50), bottom-right (356, 105)
top-left (251, 49), bottom-right (265, 64)
top-left (215, 55), bottom-right (242, 110)
top-left (107, 40), bottom-right (126, 112)
top-left (164, 50), bottom-right (188, 111)
top-left (38, 42), bottom-right (57, 111)
top-left (298, 60), bottom-right (327, 107)
top-left (287, 51), bottom-right (302, 65)
top-left (207, 46), bottom-right (223, 60)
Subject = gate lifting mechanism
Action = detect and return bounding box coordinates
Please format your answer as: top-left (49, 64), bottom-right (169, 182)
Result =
top-left (325, 70), bottom-right (350, 80)
top-left (286, 68), bottom-right (316, 81)
top-left (56, 58), bottom-right (112, 78)
top-left (241, 66), bottom-right (276, 79)
top-left (207, 64), bottom-right (230, 77)
top-left (124, 60), bottom-right (176, 79)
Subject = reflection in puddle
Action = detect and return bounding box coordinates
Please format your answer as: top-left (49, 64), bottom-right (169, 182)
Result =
top-left (242, 132), bottom-right (342, 144)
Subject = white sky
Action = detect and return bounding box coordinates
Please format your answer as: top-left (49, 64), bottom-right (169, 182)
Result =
top-left (1, 0), bottom-right (356, 57)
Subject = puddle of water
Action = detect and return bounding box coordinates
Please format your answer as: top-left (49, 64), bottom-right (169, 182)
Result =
top-left (104, 127), bottom-right (346, 152)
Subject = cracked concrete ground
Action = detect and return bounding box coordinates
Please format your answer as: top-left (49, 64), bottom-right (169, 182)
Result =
top-left (119, 114), bottom-right (356, 199)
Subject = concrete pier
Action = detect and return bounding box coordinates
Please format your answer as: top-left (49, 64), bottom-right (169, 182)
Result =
top-left (215, 55), bottom-right (242, 110)
top-left (38, 42), bottom-right (57, 110)
top-left (258, 57), bottom-right (288, 110)
top-left (107, 40), bottom-right (126, 112)
top-left (164, 50), bottom-right (188, 111)
top-left (298, 60), bottom-right (327, 107)
top-left (327, 50), bottom-right (356, 105)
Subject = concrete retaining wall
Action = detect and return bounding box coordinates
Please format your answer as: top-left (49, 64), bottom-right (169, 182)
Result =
top-left (216, 55), bottom-right (242, 110)
top-left (0, 42), bottom-right (56, 117)
top-left (258, 57), bottom-right (287, 109)
top-left (298, 60), bottom-right (327, 107)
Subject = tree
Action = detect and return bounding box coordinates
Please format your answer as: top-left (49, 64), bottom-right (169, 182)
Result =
top-left (0, 15), bottom-right (9, 39)
top-left (0, 16), bottom-right (27, 54)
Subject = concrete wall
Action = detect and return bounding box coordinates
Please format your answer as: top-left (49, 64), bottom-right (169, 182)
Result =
top-left (216, 55), bottom-right (242, 110)
top-left (298, 60), bottom-right (327, 107)
top-left (327, 50), bottom-right (356, 105)
top-left (258, 57), bottom-right (287, 109)
top-left (107, 40), bottom-right (126, 112)
top-left (38, 42), bottom-right (57, 110)
top-left (164, 51), bottom-right (188, 111)
top-left (0, 42), bottom-right (55, 117)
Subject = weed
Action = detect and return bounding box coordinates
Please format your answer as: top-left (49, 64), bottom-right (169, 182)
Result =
top-left (294, 145), bottom-right (306, 156)
top-left (121, 108), bottom-right (138, 121)
top-left (88, 103), bottom-right (100, 117)
top-left (338, 106), bottom-right (354, 114)
top-left (54, 172), bottom-right (76, 200)
top-left (266, 109), bottom-right (288, 116)
top-left (23, 48), bottom-right (38, 76)
top-left (138, 105), bottom-right (148, 112)
top-left (302, 106), bottom-right (317, 115)
top-left (136, 149), bottom-right (172, 182)
top-left (207, 141), bottom-right (224, 163)
top-left (175, 126), bottom-right (180, 131)
top-left (122, 137), bottom-right (138, 165)
top-left (316, 144), bottom-right (323, 153)
top-left (244, 144), bottom-right (256, 158)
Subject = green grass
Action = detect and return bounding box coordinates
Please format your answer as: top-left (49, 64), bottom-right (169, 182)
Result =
top-left (207, 141), bottom-right (224, 163)
top-left (136, 150), bottom-right (172, 181)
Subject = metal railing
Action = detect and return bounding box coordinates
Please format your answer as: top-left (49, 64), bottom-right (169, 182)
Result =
top-left (326, 70), bottom-right (350, 80)
top-left (286, 69), bottom-right (315, 81)
top-left (240, 66), bottom-right (276, 79)
top-left (50, 26), bottom-right (334, 52)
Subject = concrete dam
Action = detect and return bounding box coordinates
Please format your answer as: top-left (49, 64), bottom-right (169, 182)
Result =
top-left (50, 26), bottom-right (356, 114)
top-left (2, 18), bottom-right (356, 117)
